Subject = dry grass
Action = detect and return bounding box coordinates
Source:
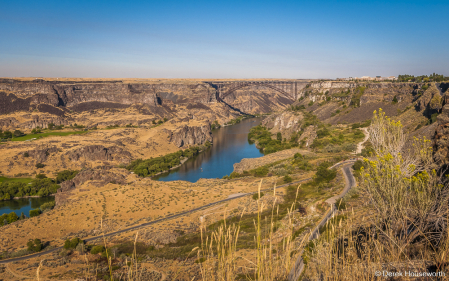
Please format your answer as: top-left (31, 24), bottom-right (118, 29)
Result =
top-left (303, 109), bottom-right (449, 280)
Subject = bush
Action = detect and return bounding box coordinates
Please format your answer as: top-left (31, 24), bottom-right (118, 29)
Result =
top-left (314, 162), bottom-right (337, 183)
top-left (29, 209), bottom-right (41, 217)
top-left (64, 237), bottom-right (83, 249)
top-left (283, 175), bottom-right (293, 183)
top-left (90, 245), bottom-right (105, 255)
top-left (27, 239), bottom-right (43, 252)
top-left (316, 128), bottom-right (330, 138)
top-left (276, 132), bottom-right (282, 141)
top-left (352, 160), bottom-right (363, 171)
top-left (294, 153), bottom-right (303, 159)
top-left (23, 152), bottom-right (29, 157)
top-left (55, 170), bottom-right (79, 183)
top-left (13, 130), bottom-right (24, 137)
top-left (10, 248), bottom-right (33, 258)
top-left (252, 192), bottom-right (264, 200)
top-left (392, 95), bottom-right (398, 104)
top-left (40, 201), bottom-right (55, 212)
top-left (430, 113), bottom-right (439, 124)
top-left (35, 163), bottom-right (45, 169)
top-left (35, 173), bottom-right (47, 179)
top-left (253, 166), bottom-right (269, 177)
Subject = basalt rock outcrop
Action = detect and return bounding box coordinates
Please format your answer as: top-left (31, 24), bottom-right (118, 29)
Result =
top-left (25, 146), bottom-right (59, 163)
top-left (168, 124), bottom-right (213, 148)
top-left (262, 111), bottom-right (303, 139)
top-left (55, 167), bottom-right (128, 206)
top-left (65, 145), bottom-right (132, 163)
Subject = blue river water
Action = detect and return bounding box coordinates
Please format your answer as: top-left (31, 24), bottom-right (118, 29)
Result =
top-left (154, 117), bottom-right (264, 182)
top-left (0, 117), bottom-right (262, 215)
top-left (0, 196), bottom-right (55, 217)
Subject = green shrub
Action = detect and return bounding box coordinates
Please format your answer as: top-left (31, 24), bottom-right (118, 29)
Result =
top-left (283, 175), bottom-right (293, 183)
top-left (40, 201), bottom-right (55, 212)
top-left (64, 237), bottom-right (83, 249)
top-left (27, 239), bottom-right (43, 252)
top-left (90, 245), bottom-right (105, 255)
top-left (314, 162), bottom-right (337, 183)
top-left (23, 152), bottom-right (29, 157)
top-left (352, 160), bottom-right (363, 171)
top-left (253, 166), bottom-right (269, 177)
top-left (252, 192), bottom-right (264, 200)
top-left (29, 209), bottom-right (41, 217)
top-left (392, 95), bottom-right (398, 104)
top-left (35, 163), bottom-right (45, 169)
top-left (431, 113), bottom-right (439, 123)
top-left (36, 174), bottom-right (47, 179)
top-left (55, 170), bottom-right (79, 183)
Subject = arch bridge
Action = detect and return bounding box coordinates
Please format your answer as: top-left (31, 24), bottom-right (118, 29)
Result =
top-left (205, 80), bottom-right (302, 102)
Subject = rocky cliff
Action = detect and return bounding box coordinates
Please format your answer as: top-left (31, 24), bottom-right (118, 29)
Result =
top-left (55, 167), bottom-right (128, 206)
top-left (168, 124), bottom-right (213, 147)
top-left (65, 145), bottom-right (132, 163)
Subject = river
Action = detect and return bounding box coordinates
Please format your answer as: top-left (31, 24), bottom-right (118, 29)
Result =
top-left (1, 117), bottom-right (262, 215)
top-left (0, 196), bottom-right (55, 217)
top-left (154, 117), bottom-right (264, 182)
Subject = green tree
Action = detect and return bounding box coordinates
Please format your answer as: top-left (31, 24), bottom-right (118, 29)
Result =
top-left (29, 209), bottom-right (41, 217)
top-left (40, 201), bottom-right (55, 212)
top-left (55, 170), bottom-right (79, 183)
top-left (314, 162), bottom-right (337, 183)
top-left (13, 130), bottom-right (24, 137)
top-left (27, 239), bottom-right (42, 252)
top-left (35, 163), bottom-right (45, 169)
top-left (64, 237), bottom-right (82, 249)
top-left (392, 96), bottom-right (398, 104)
top-left (7, 212), bottom-right (19, 223)
top-left (276, 132), bottom-right (282, 141)
top-left (3, 131), bottom-right (12, 139)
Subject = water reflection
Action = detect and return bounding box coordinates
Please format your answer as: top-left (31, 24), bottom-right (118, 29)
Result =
top-left (155, 117), bottom-right (264, 182)
top-left (0, 197), bottom-right (55, 216)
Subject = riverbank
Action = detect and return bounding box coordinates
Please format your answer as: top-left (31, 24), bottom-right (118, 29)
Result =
top-left (155, 117), bottom-right (264, 182)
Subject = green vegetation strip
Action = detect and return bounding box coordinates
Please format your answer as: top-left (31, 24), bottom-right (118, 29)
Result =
top-left (127, 143), bottom-right (211, 177)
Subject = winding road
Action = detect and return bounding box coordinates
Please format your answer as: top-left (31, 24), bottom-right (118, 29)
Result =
top-left (287, 163), bottom-right (357, 281)
top-left (1, 147), bottom-right (362, 281)
top-left (0, 175), bottom-right (319, 264)
top-left (0, 160), bottom-right (358, 265)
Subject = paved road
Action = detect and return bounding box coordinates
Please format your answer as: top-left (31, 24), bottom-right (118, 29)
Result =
top-left (0, 176), bottom-right (316, 264)
top-left (287, 162), bottom-right (357, 281)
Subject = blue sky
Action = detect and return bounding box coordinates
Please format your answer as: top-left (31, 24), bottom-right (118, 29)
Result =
top-left (0, 0), bottom-right (447, 78)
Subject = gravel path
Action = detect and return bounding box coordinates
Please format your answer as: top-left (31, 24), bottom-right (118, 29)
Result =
top-left (355, 127), bottom-right (369, 154)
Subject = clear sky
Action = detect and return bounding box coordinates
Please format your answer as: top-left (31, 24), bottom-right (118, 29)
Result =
top-left (0, 0), bottom-right (447, 79)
